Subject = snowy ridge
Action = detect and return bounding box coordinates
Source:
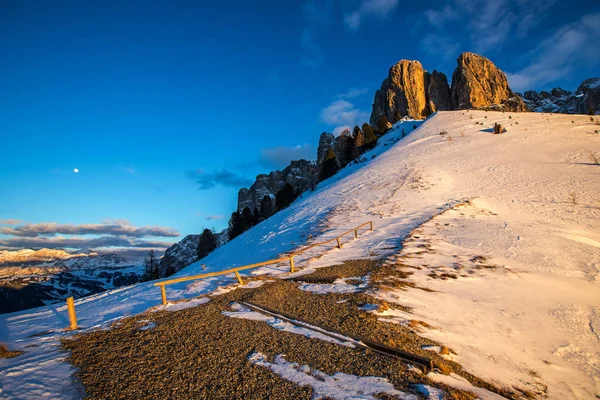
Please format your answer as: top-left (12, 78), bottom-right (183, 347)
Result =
top-left (1, 112), bottom-right (599, 399)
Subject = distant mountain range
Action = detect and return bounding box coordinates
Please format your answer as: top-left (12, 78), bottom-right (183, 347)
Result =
top-left (0, 248), bottom-right (143, 314)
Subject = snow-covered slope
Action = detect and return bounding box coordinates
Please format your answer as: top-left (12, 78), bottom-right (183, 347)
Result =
top-left (1, 112), bottom-right (599, 399)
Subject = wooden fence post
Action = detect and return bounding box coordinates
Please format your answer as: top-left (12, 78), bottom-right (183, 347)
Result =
top-left (234, 270), bottom-right (244, 285)
top-left (160, 285), bottom-right (167, 305)
top-left (369, 221), bottom-right (373, 231)
top-left (66, 297), bottom-right (78, 330)
top-left (336, 238), bottom-right (342, 248)
top-left (354, 229), bottom-right (358, 239)
top-left (289, 256), bottom-right (295, 273)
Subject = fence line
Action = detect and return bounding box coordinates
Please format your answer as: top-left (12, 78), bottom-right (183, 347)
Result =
top-left (153, 221), bottom-right (374, 305)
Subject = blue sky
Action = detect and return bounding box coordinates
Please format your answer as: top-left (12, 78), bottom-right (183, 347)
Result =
top-left (1, 0), bottom-right (598, 257)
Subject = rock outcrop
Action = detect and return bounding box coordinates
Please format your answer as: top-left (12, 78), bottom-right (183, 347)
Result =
top-left (158, 231), bottom-right (227, 277)
top-left (317, 132), bottom-right (337, 168)
top-left (450, 52), bottom-right (513, 110)
top-left (577, 78), bottom-right (600, 114)
top-left (521, 78), bottom-right (600, 114)
top-left (370, 60), bottom-right (429, 124)
top-left (237, 159), bottom-right (318, 212)
top-left (425, 70), bottom-right (452, 113)
top-left (158, 234), bottom-right (201, 277)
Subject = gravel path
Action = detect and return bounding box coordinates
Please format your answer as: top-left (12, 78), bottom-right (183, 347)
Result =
top-left (62, 260), bottom-right (514, 399)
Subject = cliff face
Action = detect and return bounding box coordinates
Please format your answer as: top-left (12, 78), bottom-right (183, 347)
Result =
top-left (158, 231), bottom-right (227, 277)
top-left (370, 60), bottom-right (429, 124)
top-left (578, 78), bottom-right (600, 114)
top-left (237, 159), bottom-right (318, 212)
top-left (450, 52), bottom-right (513, 110)
top-left (426, 70), bottom-right (452, 113)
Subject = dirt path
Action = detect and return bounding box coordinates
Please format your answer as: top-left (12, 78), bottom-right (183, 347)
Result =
top-left (62, 260), bottom-right (515, 399)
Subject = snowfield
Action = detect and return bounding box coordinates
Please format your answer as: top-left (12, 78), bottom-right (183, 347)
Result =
top-left (1, 111), bottom-right (599, 399)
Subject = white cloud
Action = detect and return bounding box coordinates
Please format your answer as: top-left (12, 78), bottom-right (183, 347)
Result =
top-left (344, 0), bottom-right (399, 29)
top-left (506, 12), bottom-right (600, 91)
top-left (0, 219), bottom-right (22, 225)
top-left (336, 88), bottom-right (369, 99)
top-left (320, 100), bottom-right (369, 127)
top-left (333, 125), bottom-right (352, 136)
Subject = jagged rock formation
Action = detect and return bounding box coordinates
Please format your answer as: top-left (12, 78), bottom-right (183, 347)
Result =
top-left (370, 53), bottom-right (525, 122)
top-left (158, 231), bottom-right (227, 277)
top-left (578, 78), bottom-right (600, 114)
top-left (237, 160), bottom-right (318, 213)
top-left (425, 70), bottom-right (451, 113)
top-left (450, 52), bottom-right (514, 110)
top-left (334, 133), bottom-right (355, 168)
top-left (522, 78), bottom-right (600, 114)
top-left (317, 132), bottom-right (337, 168)
top-left (370, 60), bottom-right (429, 124)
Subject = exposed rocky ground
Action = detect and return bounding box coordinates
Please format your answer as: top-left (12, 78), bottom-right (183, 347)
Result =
top-left (62, 259), bottom-right (523, 400)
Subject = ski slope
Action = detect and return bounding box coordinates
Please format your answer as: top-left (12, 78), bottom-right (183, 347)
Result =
top-left (1, 111), bottom-right (599, 399)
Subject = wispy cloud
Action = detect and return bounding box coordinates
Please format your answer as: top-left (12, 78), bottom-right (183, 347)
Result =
top-left (299, 0), bottom-right (335, 67)
top-left (506, 12), bottom-right (600, 91)
top-left (320, 99), bottom-right (369, 129)
top-left (0, 219), bottom-right (22, 225)
top-left (419, 33), bottom-right (460, 61)
top-left (344, 0), bottom-right (399, 29)
top-left (206, 215), bottom-right (225, 221)
top-left (423, 0), bottom-right (558, 53)
top-left (187, 169), bottom-right (253, 190)
top-left (424, 4), bottom-right (459, 25)
top-left (335, 88), bottom-right (369, 100)
top-left (258, 144), bottom-right (315, 169)
top-left (119, 165), bottom-right (137, 174)
top-left (0, 222), bottom-right (180, 238)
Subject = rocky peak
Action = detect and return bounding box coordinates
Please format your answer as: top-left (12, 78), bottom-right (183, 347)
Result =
top-left (450, 52), bottom-right (513, 110)
top-left (521, 77), bottom-right (599, 114)
top-left (237, 159), bottom-right (318, 213)
top-left (578, 78), bottom-right (600, 114)
top-left (158, 234), bottom-right (200, 277)
top-left (317, 132), bottom-right (336, 168)
top-left (370, 59), bottom-right (429, 124)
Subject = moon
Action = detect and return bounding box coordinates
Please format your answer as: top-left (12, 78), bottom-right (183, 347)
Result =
top-left (73, 168), bottom-right (79, 173)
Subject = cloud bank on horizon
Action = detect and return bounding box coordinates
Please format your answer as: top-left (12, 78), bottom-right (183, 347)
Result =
top-left (0, 220), bottom-right (179, 257)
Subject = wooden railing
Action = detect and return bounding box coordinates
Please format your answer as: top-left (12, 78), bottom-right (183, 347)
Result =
top-left (154, 221), bottom-right (374, 305)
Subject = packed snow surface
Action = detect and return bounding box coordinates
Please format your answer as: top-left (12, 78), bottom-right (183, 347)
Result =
top-left (1, 112), bottom-right (599, 399)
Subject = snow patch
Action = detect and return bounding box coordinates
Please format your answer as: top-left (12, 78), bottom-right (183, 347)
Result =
top-left (298, 277), bottom-right (368, 294)
top-left (248, 352), bottom-right (418, 400)
top-left (153, 297), bottom-right (210, 312)
top-left (427, 372), bottom-right (507, 399)
top-left (222, 302), bottom-right (355, 347)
